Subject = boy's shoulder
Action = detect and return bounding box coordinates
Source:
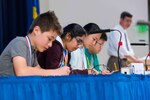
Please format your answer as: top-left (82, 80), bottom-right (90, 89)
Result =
top-left (11, 37), bottom-right (26, 44)
top-left (14, 36), bottom-right (26, 41)
top-left (0, 36), bottom-right (28, 59)
top-left (8, 37), bottom-right (27, 49)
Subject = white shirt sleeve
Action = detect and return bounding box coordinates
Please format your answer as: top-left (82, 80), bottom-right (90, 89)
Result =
top-left (70, 48), bottom-right (83, 69)
top-left (70, 48), bottom-right (87, 70)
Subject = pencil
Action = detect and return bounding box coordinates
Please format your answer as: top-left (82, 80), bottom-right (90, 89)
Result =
top-left (114, 62), bottom-right (117, 71)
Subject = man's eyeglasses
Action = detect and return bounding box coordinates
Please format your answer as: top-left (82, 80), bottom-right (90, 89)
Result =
top-left (75, 37), bottom-right (83, 46)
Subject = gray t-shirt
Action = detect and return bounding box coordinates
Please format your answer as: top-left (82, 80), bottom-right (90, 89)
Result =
top-left (0, 37), bottom-right (38, 76)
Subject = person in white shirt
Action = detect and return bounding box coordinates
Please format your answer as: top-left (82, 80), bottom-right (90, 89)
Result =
top-left (107, 11), bottom-right (143, 71)
top-left (70, 23), bottom-right (101, 70)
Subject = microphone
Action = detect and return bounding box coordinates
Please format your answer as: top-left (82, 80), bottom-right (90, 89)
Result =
top-left (92, 29), bottom-right (115, 33)
top-left (94, 28), bottom-right (123, 71)
top-left (94, 28), bottom-right (123, 72)
top-left (99, 29), bottom-right (115, 33)
top-left (137, 20), bottom-right (150, 25)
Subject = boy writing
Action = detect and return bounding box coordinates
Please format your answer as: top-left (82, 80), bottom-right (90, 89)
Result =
top-left (0, 11), bottom-right (70, 76)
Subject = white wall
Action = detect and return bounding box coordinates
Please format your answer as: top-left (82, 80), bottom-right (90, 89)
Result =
top-left (39, 0), bottom-right (50, 13)
top-left (39, 0), bottom-right (149, 65)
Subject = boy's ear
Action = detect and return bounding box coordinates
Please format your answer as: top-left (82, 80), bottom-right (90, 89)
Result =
top-left (65, 32), bottom-right (72, 41)
top-left (33, 26), bottom-right (41, 35)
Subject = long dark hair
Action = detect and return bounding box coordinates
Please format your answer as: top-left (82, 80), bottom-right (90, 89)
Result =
top-left (61, 23), bottom-right (86, 39)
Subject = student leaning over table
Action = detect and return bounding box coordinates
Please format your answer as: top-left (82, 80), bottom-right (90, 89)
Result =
top-left (38, 23), bottom-right (99, 74)
top-left (0, 11), bottom-right (70, 76)
top-left (84, 33), bottom-right (110, 74)
top-left (70, 23), bottom-right (110, 74)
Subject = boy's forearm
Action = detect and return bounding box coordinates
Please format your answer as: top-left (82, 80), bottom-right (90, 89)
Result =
top-left (15, 66), bottom-right (55, 76)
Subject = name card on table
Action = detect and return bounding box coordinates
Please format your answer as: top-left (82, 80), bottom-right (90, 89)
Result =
top-left (121, 67), bottom-right (132, 75)
top-left (129, 63), bottom-right (144, 74)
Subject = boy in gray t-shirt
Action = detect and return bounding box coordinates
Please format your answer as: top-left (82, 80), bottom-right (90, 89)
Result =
top-left (0, 11), bottom-right (70, 76)
top-left (0, 37), bottom-right (38, 75)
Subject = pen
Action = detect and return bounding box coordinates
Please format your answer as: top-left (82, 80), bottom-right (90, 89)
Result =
top-left (114, 62), bottom-right (118, 71)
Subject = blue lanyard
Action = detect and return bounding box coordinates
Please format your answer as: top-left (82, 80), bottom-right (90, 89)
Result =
top-left (64, 49), bottom-right (68, 65)
top-left (59, 49), bottom-right (68, 67)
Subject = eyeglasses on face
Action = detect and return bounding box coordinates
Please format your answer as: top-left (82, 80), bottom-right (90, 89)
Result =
top-left (75, 37), bottom-right (83, 46)
top-left (95, 41), bottom-right (104, 46)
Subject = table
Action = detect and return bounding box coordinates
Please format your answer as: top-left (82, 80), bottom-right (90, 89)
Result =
top-left (0, 74), bottom-right (150, 100)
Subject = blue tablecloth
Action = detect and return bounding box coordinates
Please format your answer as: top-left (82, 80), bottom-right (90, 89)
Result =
top-left (0, 73), bottom-right (150, 100)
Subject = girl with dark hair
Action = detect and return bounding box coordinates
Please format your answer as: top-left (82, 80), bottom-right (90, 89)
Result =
top-left (70, 23), bottom-right (110, 74)
top-left (38, 23), bottom-right (87, 73)
top-left (70, 23), bottom-right (101, 71)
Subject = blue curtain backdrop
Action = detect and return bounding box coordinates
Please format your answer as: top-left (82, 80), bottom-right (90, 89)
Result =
top-left (0, 74), bottom-right (150, 100)
top-left (0, 0), bottom-right (39, 53)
